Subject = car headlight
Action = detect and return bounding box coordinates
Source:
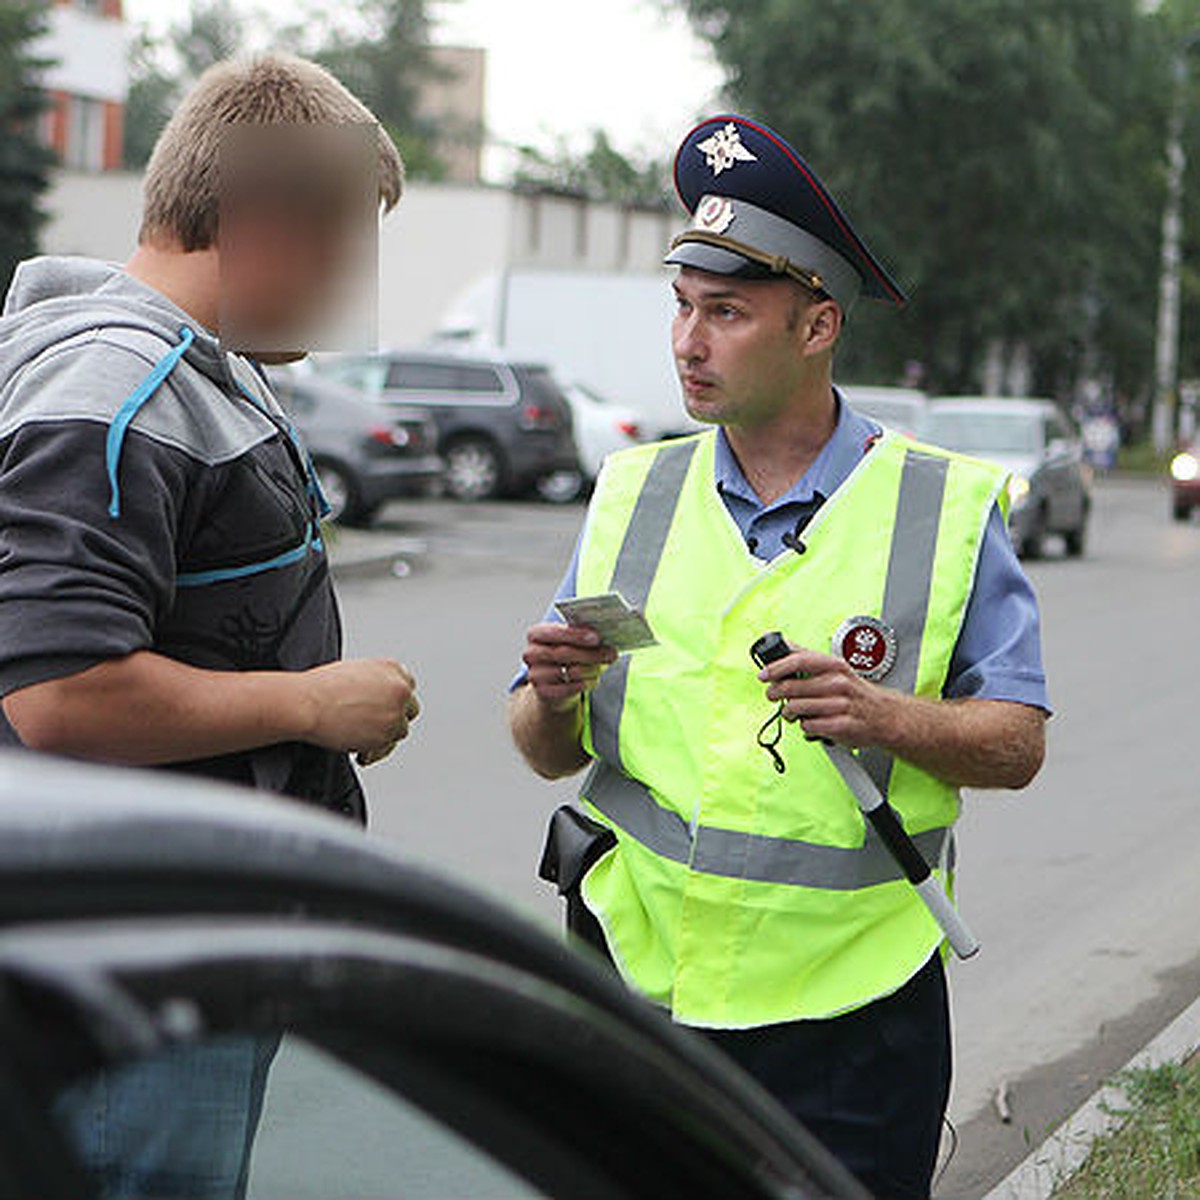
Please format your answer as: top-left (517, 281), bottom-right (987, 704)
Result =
top-left (1007, 475), bottom-right (1031, 506)
top-left (1171, 452), bottom-right (1200, 482)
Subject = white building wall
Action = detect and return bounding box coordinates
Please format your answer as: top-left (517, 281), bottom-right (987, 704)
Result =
top-left (377, 184), bottom-right (516, 348)
top-left (39, 7), bottom-right (128, 102)
top-left (41, 170), bottom-right (142, 262)
top-left (40, 173), bottom-right (679, 348)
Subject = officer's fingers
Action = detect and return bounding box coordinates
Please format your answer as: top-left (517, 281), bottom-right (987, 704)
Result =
top-left (758, 646), bottom-right (844, 682)
top-left (782, 696), bottom-right (845, 723)
top-left (767, 671), bottom-right (851, 703)
top-left (523, 642), bottom-right (616, 670)
top-left (527, 622), bottom-right (604, 649)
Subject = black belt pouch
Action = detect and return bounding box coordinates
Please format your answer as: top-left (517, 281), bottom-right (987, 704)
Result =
top-left (538, 805), bottom-right (617, 959)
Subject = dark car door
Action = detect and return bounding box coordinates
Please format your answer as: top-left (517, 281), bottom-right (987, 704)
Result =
top-left (0, 758), bottom-right (867, 1200)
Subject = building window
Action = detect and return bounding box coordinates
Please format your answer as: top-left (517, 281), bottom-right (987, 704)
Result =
top-left (64, 96), bottom-right (104, 171)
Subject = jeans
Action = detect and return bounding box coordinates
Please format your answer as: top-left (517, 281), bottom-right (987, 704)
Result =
top-left (55, 1034), bottom-right (278, 1200)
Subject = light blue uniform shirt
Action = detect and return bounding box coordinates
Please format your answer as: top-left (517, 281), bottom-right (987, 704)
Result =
top-left (518, 399), bottom-right (1050, 710)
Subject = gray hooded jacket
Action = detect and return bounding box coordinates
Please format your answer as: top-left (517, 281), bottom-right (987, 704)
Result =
top-left (0, 255), bottom-right (364, 820)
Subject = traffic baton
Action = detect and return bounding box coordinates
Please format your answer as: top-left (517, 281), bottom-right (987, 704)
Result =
top-left (750, 631), bottom-right (980, 961)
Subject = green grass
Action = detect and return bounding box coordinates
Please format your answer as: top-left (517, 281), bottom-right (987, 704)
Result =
top-left (1054, 1062), bottom-right (1200, 1198)
top-left (1116, 441), bottom-right (1173, 476)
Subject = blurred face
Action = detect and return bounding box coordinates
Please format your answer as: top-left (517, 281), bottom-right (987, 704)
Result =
top-left (219, 193), bottom-right (373, 351)
top-left (216, 124), bottom-right (378, 354)
top-left (672, 268), bottom-right (825, 430)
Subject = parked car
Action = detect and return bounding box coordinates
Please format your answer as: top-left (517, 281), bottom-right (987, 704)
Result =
top-left (841, 385), bottom-right (928, 437)
top-left (924, 397), bottom-right (1092, 559)
top-left (1170, 442), bottom-right (1200, 521)
top-left (313, 352), bottom-right (577, 502)
top-left (0, 756), bottom-right (866, 1200)
top-left (266, 366), bottom-right (442, 526)
top-left (537, 382), bottom-right (648, 504)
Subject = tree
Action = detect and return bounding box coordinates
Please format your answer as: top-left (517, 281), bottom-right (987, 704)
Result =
top-left (125, 0), bottom-right (457, 180)
top-left (514, 131), bottom-right (670, 208)
top-left (280, 0), bottom-right (456, 180)
top-left (0, 0), bottom-right (55, 298)
top-left (673, 0), bottom-right (1170, 399)
top-left (124, 0), bottom-right (248, 169)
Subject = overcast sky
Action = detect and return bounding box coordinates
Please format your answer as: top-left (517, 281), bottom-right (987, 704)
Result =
top-left (122, 0), bottom-right (728, 177)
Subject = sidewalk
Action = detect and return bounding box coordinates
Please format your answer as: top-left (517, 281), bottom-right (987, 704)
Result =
top-left (982, 991), bottom-right (1200, 1199)
top-left (324, 527), bottom-right (429, 581)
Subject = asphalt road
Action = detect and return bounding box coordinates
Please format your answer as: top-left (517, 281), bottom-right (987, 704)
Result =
top-left (320, 476), bottom-right (1200, 1199)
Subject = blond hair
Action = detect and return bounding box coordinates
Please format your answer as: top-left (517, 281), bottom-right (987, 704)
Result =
top-left (140, 53), bottom-right (404, 251)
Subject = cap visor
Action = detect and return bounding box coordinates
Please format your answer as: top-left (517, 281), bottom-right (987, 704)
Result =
top-left (664, 241), bottom-right (757, 277)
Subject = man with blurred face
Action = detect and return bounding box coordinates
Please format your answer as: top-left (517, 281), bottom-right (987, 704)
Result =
top-left (0, 54), bottom-right (416, 1197)
top-left (510, 116), bottom-right (1050, 1199)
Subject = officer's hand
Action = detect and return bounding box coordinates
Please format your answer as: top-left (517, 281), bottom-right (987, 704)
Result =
top-left (758, 643), bottom-right (893, 748)
top-left (301, 658), bottom-right (420, 765)
top-left (522, 622), bottom-right (618, 713)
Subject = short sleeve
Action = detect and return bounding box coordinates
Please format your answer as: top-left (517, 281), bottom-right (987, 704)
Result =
top-left (508, 535), bottom-right (580, 692)
top-left (943, 505), bottom-right (1051, 711)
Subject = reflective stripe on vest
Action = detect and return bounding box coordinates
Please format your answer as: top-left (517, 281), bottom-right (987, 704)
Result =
top-left (587, 439), bottom-right (954, 890)
top-left (585, 758), bottom-right (956, 889)
top-left (589, 437), bottom-right (701, 770)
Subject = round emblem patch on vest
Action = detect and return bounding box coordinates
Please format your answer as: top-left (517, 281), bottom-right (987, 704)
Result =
top-left (833, 616), bottom-right (897, 681)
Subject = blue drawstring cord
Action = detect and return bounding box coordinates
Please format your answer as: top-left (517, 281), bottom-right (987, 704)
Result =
top-left (233, 380), bottom-right (332, 520)
top-left (106, 325), bottom-right (195, 518)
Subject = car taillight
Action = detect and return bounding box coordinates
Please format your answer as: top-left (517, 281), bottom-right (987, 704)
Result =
top-left (520, 404), bottom-right (560, 430)
top-left (368, 425), bottom-right (412, 448)
top-left (617, 420), bottom-right (642, 441)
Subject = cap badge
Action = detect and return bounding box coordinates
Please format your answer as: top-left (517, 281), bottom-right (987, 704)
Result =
top-left (832, 616), bottom-right (897, 682)
top-left (694, 195), bottom-right (736, 234)
top-left (697, 122), bottom-right (757, 176)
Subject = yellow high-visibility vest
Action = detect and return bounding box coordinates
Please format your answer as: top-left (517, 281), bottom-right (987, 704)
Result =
top-left (574, 429), bottom-right (1008, 1028)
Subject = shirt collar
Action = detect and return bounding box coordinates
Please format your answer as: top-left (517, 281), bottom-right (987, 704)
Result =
top-left (714, 391), bottom-right (882, 512)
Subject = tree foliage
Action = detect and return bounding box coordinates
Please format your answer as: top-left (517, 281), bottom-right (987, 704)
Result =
top-left (0, 0), bottom-right (55, 298)
top-left (124, 0), bottom-right (455, 180)
top-left (674, 0), bottom-right (1181, 401)
top-left (514, 130), bottom-right (670, 208)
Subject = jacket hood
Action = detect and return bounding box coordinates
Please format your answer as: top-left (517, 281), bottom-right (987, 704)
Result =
top-left (0, 255), bottom-right (231, 388)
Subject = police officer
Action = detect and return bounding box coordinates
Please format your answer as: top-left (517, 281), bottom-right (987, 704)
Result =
top-left (510, 115), bottom-right (1049, 1200)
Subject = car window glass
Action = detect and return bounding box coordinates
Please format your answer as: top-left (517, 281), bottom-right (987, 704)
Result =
top-left (518, 369), bottom-right (567, 410)
top-left (925, 411), bottom-right (1041, 455)
top-left (454, 365), bottom-right (507, 394)
top-left (281, 386), bottom-right (317, 418)
top-left (1047, 413), bottom-right (1072, 443)
top-left (322, 359), bottom-right (387, 396)
top-left (385, 362), bottom-right (463, 392)
top-left (53, 1033), bottom-right (548, 1200)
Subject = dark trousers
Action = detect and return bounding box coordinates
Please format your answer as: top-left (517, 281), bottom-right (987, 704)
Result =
top-left (703, 955), bottom-right (951, 1200)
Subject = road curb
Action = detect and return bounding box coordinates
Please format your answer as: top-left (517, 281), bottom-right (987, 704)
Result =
top-left (982, 991), bottom-right (1200, 1200)
top-left (328, 537), bottom-right (428, 582)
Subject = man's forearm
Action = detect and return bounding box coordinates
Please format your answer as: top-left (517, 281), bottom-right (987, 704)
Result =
top-left (508, 684), bottom-right (591, 780)
top-left (879, 695), bottom-right (1045, 790)
top-left (3, 650), bottom-right (319, 766)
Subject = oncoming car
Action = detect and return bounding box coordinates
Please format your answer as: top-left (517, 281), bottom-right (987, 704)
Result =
top-left (924, 397), bottom-right (1091, 559)
top-left (0, 755), bottom-right (867, 1200)
top-left (1170, 442), bottom-right (1200, 521)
